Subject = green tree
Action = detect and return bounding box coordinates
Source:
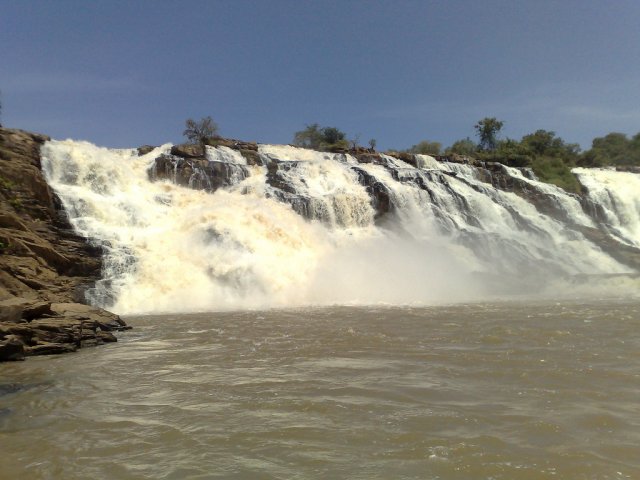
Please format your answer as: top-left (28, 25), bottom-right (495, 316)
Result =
top-left (580, 132), bottom-right (639, 166)
top-left (474, 117), bottom-right (504, 151)
top-left (409, 140), bottom-right (441, 155)
top-left (492, 138), bottom-right (533, 167)
top-left (183, 116), bottom-right (219, 145)
top-left (293, 123), bottom-right (324, 149)
top-left (520, 129), bottom-right (579, 161)
top-left (446, 137), bottom-right (477, 156)
top-left (293, 124), bottom-right (349, 151)
top-left (322, 127), bottom-right (346, 145)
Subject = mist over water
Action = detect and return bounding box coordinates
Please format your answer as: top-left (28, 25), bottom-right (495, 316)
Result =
top-left (40, 140), bottom-right (639, 315)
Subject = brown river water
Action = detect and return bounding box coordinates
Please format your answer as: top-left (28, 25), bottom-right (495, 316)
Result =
top-left (1, 300), bottom-right (639, 479)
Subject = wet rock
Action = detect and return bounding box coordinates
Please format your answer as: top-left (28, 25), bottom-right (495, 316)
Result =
top-left (0, 300), bottom-right (129, 361)
top-left (28, 342), bottom-right (76, 356)
top-left (354, 153), bottom-right (382, 164)
top-left (239, 149), bottom-right (262, 166)
top-left (476, 162), bottom-right (579, 223)
top-left (50, 302), bottom-right (130, 331)
top-left (352, 167), bottom-right (391, 219)
top-left (0, 335), bottom-right (25, 361)
top-left (137, 145), bottom-right (156, 156)
top-left (383, 151), bottom-right (416, 167)
top-left (577, 227), bottom-right (640, 272)
top-left (149, 154), bottom-right (249, 193)
top-left (266, 161), bottom-right (298, 194)
top-left (170, 143), bottom-right (205, 158)
top-left (98, 330), bottom-right (117, 342)
top-left (30, 318), bottom-right (80, 345)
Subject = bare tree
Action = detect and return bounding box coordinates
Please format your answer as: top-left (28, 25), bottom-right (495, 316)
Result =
top-left (183, 116), bottom-right (219, 145)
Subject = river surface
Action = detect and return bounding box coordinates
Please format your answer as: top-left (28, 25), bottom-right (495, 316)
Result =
top-left (1, 301), bottom-right (639, 479)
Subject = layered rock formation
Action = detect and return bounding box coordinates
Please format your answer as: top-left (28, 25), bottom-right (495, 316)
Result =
top-left (0, 128), bottom-right (129, 361)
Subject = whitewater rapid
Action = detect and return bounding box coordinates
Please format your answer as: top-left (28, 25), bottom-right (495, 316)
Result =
top-left (40, 141), bottom-right (639, 314)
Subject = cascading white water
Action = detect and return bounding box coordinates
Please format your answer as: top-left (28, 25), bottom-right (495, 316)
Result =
top-left (573, 167), bottom-right (640, 247)
top-left (361, 155), bottom-right (627, 277)
top-left (40, 140), bottom-right (639, 314)
top-left (259, 145), bottom-right (374, 228)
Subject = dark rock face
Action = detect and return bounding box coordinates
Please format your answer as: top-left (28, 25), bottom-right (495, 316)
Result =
top-left (351, 167), bottom-right (391, 218)
top-left (239, 149), bottom-right (262, 166)
top-left (0, 335), bottom-right (25, 361)
top-left (474, 162), bottom-right (578, 225)
top-left (149, 153), bottom-right (249, 193)
top-left (354, 152), bottom-right (382, 164)
top-left (137, 145), bottom-right (156, 156)
top-left (0, 128), bottom-right (129, 361)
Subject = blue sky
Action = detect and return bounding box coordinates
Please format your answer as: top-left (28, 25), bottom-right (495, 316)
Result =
top-left (2, 0), bottom-right (640, 150)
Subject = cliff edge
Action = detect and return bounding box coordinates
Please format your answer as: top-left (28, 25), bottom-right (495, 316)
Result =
top-left (0, 128), bottom-right (128, 361)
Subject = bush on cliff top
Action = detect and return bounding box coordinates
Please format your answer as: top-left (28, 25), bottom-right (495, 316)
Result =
top-left (184, 116), bottom-right (219, 145)
top-left (293, 124), bottom-right (350, 151)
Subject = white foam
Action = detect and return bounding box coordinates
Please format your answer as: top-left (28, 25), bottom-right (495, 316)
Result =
top-left (40, 140), bottom-right (637, 314)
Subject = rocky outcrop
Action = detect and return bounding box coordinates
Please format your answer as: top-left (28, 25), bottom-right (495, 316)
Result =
top-left (148, 141), bottom-right (261, 193)
top-left (0, 127), bottom-right (128, 361)
top-left (150, 152), bottom-right (250, 192)
top-left (0, 299), bottom-right (129, 361)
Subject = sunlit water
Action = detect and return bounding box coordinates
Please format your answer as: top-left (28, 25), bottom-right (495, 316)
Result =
top-left (1, 301), bottom-right (639, 479)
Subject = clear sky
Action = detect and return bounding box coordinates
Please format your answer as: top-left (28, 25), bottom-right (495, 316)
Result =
top-left (2, 0), bottom-right (640, 150)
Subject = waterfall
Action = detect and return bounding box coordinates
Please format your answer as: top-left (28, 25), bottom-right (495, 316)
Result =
top-left (573, 167), bottom-right (640, 248)
top-left (40, 140), bottom-right (640, 314)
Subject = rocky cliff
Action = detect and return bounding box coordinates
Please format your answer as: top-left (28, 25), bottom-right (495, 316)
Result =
top-left (0, 128), bottom-right (128, 361)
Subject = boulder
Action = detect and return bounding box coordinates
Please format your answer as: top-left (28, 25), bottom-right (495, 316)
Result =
top-left (0, 335), bottom-right (25, 361)
top-left (355, 153), bottom-right (382, 164)
top-left (137, 145), bottom-right (156, 156)
top-left (50, 302), bottom-right (130, 331)
top-left (0, 297), bottom-right (50, 322)
top-left (239, 149), bottom-right (262, 166)
top-left (0, 297), bottom-right (30, 322)
top-left (170, 144), bottom-right (205, 158)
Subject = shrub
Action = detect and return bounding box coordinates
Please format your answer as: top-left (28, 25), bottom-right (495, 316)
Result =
top-left (293, 124), bottom-right (349, 151)
top-left (531, 156), bottom-right (581, 193)
top-left (183, 116), bottom-right (219, 145)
